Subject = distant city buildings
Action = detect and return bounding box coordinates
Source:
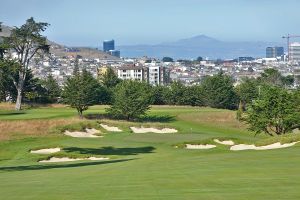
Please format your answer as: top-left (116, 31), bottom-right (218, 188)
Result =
top-left (103, 40), bottom-right (121, 58)
top-left (266, 47), bottom-right (284, 58)
top-left (290, 42), bottom-right (300, 62)
top-left (116, 64), bottom-right (169, 85)
top-left (109, 50), bottom-right (120, 58)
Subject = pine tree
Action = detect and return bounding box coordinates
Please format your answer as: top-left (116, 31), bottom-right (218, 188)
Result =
top-left (63, 70), bottom-right (103, 118)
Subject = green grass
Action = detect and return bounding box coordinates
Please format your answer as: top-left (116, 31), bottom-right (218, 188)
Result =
top-left (0, 105), bottom-right (300, 199)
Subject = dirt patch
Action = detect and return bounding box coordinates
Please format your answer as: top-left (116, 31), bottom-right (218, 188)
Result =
top-left (185, 144), bottom-right (216, 149)
top-left (30, 148), bottom-right (61, 154)
top-left (230, 142), bottom-right (298, 151)
top-left (213, 139), bottom-right (235, 145)
top-left (64, 128), bottom-right (102, 138)
top-left (100, 124), bottom-right (122, 132)
top-left (39, 156), bottom-right (109, 163)
top-left (130, 127), bottom-right (178, 133)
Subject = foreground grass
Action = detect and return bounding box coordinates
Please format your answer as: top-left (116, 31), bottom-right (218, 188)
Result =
top-left (0, 105), bottom-right (299, 199)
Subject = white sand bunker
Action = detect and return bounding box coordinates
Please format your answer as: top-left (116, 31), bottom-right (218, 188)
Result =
top-left (214, 139), bottom-right (235, 146)
top-left (30, 148), bottom-right (61, 154)
top-left (185, 144), bottom-right (216, 149)
top-left (100, 123), bottom-right (122, 132)
top-left (230, 142), bottom-right (298, 151)
top-left (64, 128), bottom-right (102, 138)
top-left (130, 126), bottom-right (178, 134)
top-left (39, 156), bottom-right (109, 163)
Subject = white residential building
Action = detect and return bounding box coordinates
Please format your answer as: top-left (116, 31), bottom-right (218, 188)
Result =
top-left (290, 42), bottom-right (300, 62)
top-left (117, 65), bottom-right (145, 81)
top-left (117, 65), bottom-right (169, 85)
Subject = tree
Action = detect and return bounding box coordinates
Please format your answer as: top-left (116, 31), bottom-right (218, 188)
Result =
top-left (259, 68), bottom-right (294, 87)
top-left (236, 77), bottom-right (260, 109)
top-left (152, 85), bottom-right (169, 105)
top-left (107, 80), bottom-right (153, 120)
top-left (99, 67), bottom-right (121, 104)
top-left (0, 59), bottom-right (10, 101)
top-left (3, 17), bottom-right (49, 110)
top-left (201, 73), bottom-right (238, 109)
top-left (73, 56), bottom-right (80, 75)
top-left (100, 67), bottom-right (121, 88)
top-left (243, 86), bottom-right (300, 136)
top-left (63, 70), bottom-right (103, 118)
top-left (162, 57), bottom-right (173, 62)
top-left (0, 22), bottom-right (5, 59)
top-left (40, 74), bottom-right (61, 103)
top-left (165, 81), bottom-right (186, 105)
top-left (182, 85), bottom-right (204, 106)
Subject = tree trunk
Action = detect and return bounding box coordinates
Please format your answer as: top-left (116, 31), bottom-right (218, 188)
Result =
top-left (77, 108), bottom-right (83, 119)
top-left (15, 87), bottom-right (23, 110)
top-left (15, 75), bottom-right (25, 111)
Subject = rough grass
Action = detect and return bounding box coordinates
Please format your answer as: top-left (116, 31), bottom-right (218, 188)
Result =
top-left (0, 102), bottom-right (15, 110)
top-left (0, 118), bottom-right (81, 140)
top-left (255, 133), bottom-right (300, 146)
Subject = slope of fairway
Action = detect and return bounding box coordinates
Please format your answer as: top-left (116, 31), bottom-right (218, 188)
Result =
top-left (0, 106), bottom-right (299, 200)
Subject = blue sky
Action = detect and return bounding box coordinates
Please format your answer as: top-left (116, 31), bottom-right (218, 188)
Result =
top-left (1, 0), bottom-right (300, 46)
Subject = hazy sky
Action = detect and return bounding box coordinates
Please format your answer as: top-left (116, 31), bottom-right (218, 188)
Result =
top-left (1, 0), bottom-right (300, 46)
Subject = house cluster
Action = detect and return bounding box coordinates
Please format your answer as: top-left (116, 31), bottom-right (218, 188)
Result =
top-left (28, 49), bottom-right (300, 88)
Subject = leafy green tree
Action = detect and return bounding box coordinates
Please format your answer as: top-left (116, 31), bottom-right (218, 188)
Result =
top-left (0, 60), bottom-right (10, 101)
top-left (100, 67), bottom-right (121, 88)
top-left (183, 85), bottom-right (204, 106)
top-left (0, 59), bottom-right (42, 103)
top-left (236, 78), bottom-right (260, 109)
top-left (63, 70), bottom-right (103, 118)
top-left (0, 22), bottom-right (5, 59)
top-left (243, 86), bottom-right (300, 136)
top-left (152, 85), bottom-right (169, 105)
top-left (3, 17), bottom-right (49, 110)
top-left (165, 81), bottom-right (186, 105)
top-left (201, 73), bottom-right (238, 109)
top-left (99, 67), bottom-right (121, 104)
top-left (73, 57), bottom-right (80, 75)
top-left (282, 75), bottom-right (294, 87)
top-left (259, 68), bottom-right (294, 87)
top-left (107, 80), bottom-right (153, 120)
top-left (162, 57), bottom-right (174, 62)
top-left (40, 74), bottom-right (61, 103)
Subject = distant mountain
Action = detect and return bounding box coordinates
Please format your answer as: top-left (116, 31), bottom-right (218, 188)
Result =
top-left (117, 35), bottom-right (284, 59)
top-left (0, 25), bottom-right (120, 60)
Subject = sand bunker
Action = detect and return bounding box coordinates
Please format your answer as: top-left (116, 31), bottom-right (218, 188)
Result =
top-left (64, 128), bottom-right (102, 138)
top-left (39, 156), bottom-right (109, 163)
top-left (213, 139), bottom-right (235, 146)
top-left (130, 127), bottom-right (178, 133)
top-left (100, 124), bottom-right (122, 132)
top-left (185, 144), bottom-right (216, 149)
top-left (30, 148), bottom-right (61, 154)
top-left (230, 142), bottom-right (298, 151)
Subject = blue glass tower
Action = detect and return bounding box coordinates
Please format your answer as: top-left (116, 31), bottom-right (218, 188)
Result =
top-left (103, 40), bottom-right (115, 52)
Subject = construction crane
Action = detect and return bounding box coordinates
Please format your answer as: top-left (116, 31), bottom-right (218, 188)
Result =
top-left (282, 34), bottom-right (300, 61)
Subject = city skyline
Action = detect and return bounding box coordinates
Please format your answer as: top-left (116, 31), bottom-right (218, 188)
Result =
top-left (1, 0), bottom-right (300, 47)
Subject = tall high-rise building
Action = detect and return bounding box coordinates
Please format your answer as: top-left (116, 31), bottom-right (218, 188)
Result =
top-left (290, 42), bottom-right (300, 62)
top-left (103, 40), bottom-right (115, 52)
top-left (266, 47), bottom-right (284, 58)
